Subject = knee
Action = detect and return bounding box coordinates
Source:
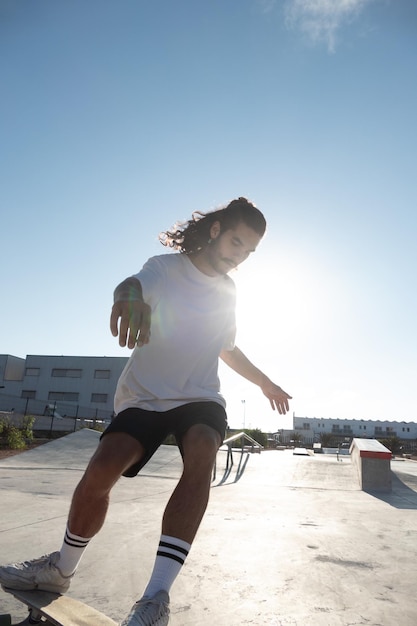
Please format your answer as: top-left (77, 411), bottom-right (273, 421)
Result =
top-left (182, 425), bottom-right (221, 470)
top-left (76, 459), bottom-right (112, 498)
top-left (77, 435), bottom-right (143, 495)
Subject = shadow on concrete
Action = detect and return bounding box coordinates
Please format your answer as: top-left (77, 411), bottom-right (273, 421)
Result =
top-left (212, 449), bottom-right (251, 487)
top-left (368, 469), bottom-right (417, 510)
top-left (137, 445), bottom-right (253, 486)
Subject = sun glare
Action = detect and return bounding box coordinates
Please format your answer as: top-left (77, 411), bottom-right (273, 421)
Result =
top-left (233, 249), bottom-right (334, 357)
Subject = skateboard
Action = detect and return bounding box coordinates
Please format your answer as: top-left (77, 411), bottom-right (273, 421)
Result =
top-left (1, 587), bottom-right (117, 626)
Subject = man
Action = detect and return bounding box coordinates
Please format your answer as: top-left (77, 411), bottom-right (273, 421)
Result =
top-left (0, 198), bottom-right (291, 626)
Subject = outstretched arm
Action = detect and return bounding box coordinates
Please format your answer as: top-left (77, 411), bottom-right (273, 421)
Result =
top-left (110, 277), bottom-right (151, 349)
top-left (219, 346), bottom-right (292, 415)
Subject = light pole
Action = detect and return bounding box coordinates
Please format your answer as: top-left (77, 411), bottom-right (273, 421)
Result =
top-left (241, 399), bottom-right (246, 430)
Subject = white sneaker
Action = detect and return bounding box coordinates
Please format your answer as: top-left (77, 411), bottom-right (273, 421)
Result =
top-left (0, 552), bottom-right (73, 593)
top-left (120, 590), bottom-right (170, 626)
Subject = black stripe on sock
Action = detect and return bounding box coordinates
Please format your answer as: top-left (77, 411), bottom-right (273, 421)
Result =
top-left (64, 532), bottom-right (90, 548)
top-left (64, 537), bottom-right (88, 548)
top-left (159, 541), bottom-right (189, 557)
top-left (157, 550), bottom-right (186, 565)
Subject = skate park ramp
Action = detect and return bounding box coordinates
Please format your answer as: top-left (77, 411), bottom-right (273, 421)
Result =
top-left (1, 429), bottom-right (417, 625)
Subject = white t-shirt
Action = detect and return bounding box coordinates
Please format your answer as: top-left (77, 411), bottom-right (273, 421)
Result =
top-left (114, 253), bottom-right (236, 413)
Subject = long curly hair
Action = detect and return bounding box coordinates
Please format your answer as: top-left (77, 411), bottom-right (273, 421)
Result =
top-left (159, 197), bottom-right (266, 254)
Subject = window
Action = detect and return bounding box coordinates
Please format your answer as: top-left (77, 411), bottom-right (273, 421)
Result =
top-left (303, 423), bottom-right (310, 430)
top-left (48, 392), bottom-right (79, 402)
top-left (94, 370), bottom-right (110, 379)
top-left (21, 390), bottom-right (36, 399)
top-left (91, 393), bottom-right (108, 403)
top-left (25, 368), bottom-right (40, 376)
top-left (52, 369), bottom-right (82, 378)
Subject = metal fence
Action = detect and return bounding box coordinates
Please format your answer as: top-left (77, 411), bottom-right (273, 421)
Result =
top-left (0, 391), bottom-right (114, 424)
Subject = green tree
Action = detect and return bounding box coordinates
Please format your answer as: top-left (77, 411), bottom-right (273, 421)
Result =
top-left (319, 432), bottom-right (336, 447)
top-left (379, 436), bottom-right (402, 455)
top-left (243, 428), bottom-right (267, 448)
top-left (290, 432), bottom-right (303, 445)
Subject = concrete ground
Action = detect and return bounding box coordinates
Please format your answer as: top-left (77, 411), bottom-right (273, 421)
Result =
top-left (0, 429), bottom-right (416, 625)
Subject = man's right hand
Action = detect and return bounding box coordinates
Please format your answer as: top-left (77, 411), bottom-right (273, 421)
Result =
top-left (110, 298), bottom-right (151, 349)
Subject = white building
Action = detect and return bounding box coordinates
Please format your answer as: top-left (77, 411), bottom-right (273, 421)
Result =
top-left (293, 415), bottom-right (417, 442)
top-left (0, 354), bottom-right (128, 422)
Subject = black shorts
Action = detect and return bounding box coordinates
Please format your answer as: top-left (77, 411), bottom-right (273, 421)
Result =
top-left (101, 401), bottom-right (227, 477)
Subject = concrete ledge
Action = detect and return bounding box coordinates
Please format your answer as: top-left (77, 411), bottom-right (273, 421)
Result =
top-left (350, 438), bottom-right (392, 492)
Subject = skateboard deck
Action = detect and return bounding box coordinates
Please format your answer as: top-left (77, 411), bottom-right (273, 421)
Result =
top-left (2, 587), bottom-right (117, 626)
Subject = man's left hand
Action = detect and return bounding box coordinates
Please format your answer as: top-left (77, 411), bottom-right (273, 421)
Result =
top-left (261, 379), bottom-right (292, 415)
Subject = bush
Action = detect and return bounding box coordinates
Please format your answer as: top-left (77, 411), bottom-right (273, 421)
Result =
top-left (243, 428), bottom-right (267, 448)
top-left (0, 417), bottom-right (11, 436)
top-left (21, 415), bottom-right (35, 442)
top-left (0, 415), bottom-right (34, 450)
top-left (7, 426), bottom-right (26, 450)
top-left (89, 422), bottom-right (106, 433)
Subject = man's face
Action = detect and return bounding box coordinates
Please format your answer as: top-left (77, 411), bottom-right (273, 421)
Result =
top-left (206, 221), bottom-right (262, 276)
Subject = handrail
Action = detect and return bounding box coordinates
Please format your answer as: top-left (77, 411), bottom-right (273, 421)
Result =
top-left (212, 432), bottom-right (263, 485)
top-left (223, 431), bottom-right (264, 450)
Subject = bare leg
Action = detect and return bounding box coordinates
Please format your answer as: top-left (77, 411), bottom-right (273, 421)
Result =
top-left (67, 432), bottom-right (145, 537)
top-left (161, 424), bottom-right (221, 544)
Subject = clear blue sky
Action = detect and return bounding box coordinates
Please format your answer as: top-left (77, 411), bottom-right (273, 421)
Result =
top-left (1, 0), bottom-right (416, 430)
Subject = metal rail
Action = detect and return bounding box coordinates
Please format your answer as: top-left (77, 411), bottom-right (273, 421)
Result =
top-left (212, 432), bottom-right (263, 485)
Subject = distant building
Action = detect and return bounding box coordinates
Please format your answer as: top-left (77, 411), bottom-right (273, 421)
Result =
top-left (292, 415), bottom-right (417, 442)
top-left (0, 354), bottom-right (128, 421)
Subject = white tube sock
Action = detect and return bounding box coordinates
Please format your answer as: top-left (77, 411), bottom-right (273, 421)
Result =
top-left (57, 526), bottom-right (92, 576)
top-left (142, 535), bottom-right (191, 598)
